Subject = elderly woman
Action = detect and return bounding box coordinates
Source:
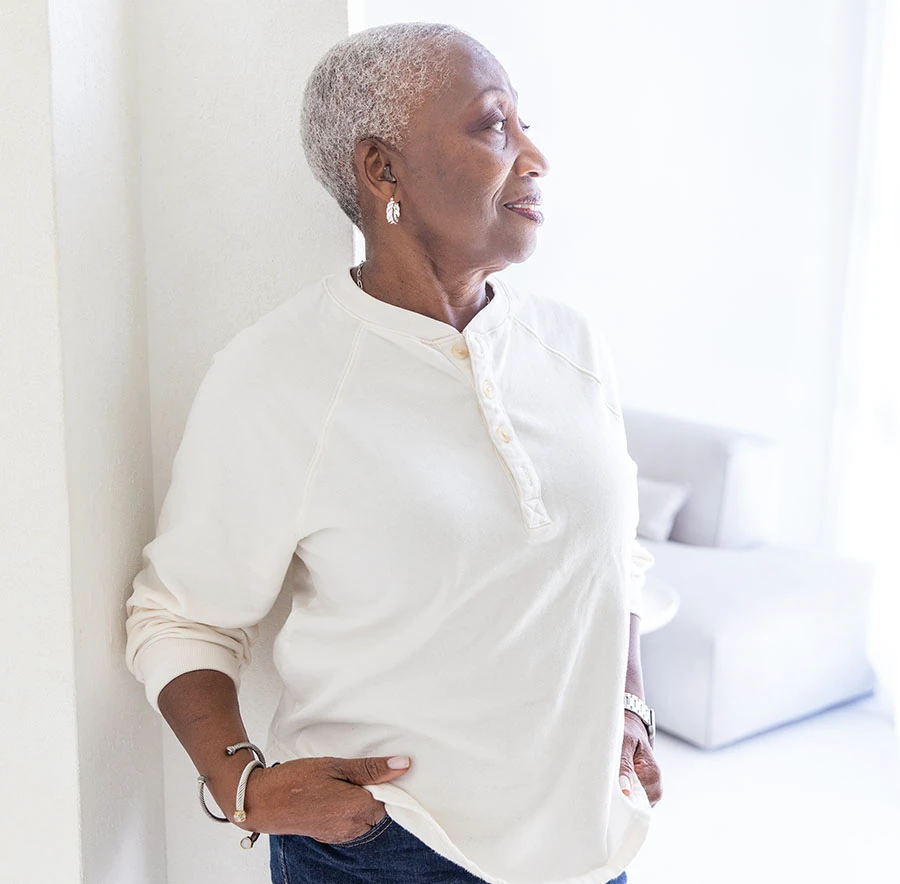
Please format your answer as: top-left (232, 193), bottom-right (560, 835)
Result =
top-left (125, 21), bottom-right (661, 884)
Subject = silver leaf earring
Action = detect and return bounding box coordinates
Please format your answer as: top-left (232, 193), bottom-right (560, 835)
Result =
top-left (386, 194), bottom-right (400, 224)
top-left (383, 165), bottom-right (400, 224)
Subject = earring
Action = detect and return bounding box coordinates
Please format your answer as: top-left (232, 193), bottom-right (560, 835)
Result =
top-left (382, 165), bottom-right (400, 223)
top-left (386, 194), bottom-right (400, 224)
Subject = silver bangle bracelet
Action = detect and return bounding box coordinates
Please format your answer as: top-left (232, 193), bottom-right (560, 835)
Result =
top-left (233, 758), bottom-right (263, 823)
top-left (197, 775), bottom-right (229, 823)
top-left (226, 741), bottom-right (267, 767)
top-left (197, 741), bottom-right (268, 849)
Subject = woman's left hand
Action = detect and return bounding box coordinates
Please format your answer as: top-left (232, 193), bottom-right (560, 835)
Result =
top-left (620, 710), bottom-right (663, 806)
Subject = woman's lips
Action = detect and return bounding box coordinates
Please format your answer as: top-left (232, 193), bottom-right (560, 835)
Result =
top-left (504, 202), bottom-right (545, 224)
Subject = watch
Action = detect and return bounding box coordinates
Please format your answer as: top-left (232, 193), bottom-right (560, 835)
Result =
top-left (623, 692), bottom-right (656, 747)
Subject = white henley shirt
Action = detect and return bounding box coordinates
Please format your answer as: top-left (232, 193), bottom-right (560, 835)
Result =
top-left (125, 268), bottom-right (656, 884)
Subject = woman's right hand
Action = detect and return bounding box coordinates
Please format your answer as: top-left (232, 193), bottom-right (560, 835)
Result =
top-left (235, 754), bottom-right (412, 843)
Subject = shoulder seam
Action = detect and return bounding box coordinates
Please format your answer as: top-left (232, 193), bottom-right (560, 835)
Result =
top-left (295, 324), bottom-right (365, 538)
top-left (511, 314), bottom-right (604, 387)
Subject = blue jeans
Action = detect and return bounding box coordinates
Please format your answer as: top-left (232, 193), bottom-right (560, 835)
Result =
top-left (269, 812), bottom-right (628, 884)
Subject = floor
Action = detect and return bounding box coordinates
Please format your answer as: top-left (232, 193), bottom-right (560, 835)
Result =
top-left (625, 687), bottom-right (900, 884)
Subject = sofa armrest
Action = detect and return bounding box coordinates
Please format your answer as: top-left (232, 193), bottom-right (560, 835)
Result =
top-left (622, 408), bottom-right (783, 548)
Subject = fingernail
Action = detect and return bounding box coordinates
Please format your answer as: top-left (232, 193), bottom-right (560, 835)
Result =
top-left (388, 756), bottom-right (411, 769)
top-left (619, 775), bottom-right (632, 794)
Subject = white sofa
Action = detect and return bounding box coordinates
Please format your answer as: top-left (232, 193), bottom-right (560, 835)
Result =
top-left (623, 407), bottom-right (877, 750)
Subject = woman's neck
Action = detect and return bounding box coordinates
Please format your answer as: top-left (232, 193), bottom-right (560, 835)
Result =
top-left (353, 251), bottom-right (498, 333)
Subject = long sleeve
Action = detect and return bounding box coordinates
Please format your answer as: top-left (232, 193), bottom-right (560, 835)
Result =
top-left (125, 345), bottom-right (303, 711)
top-left (585, 318), bottom-right (655, 616)
top-left (628, 539), bottom-right (655, 618)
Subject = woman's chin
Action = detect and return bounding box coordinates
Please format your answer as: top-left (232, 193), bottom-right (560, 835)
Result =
top-left (505, 235), bottom-right (540, 265)
top-left (460, 231), bottom-right (540, 271)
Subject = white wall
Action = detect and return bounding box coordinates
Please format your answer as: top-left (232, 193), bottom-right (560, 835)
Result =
top-left (0, 1), bottom-right (165, 882)
top-left (48, 1), bottom-right (168, 880)
top-left (365, 0), bottom-right (869, 552)
top-left (2, 2), bottom-right (350, 882)
top-left (0, 2), bottom-right (84, 879)
top-left (135, 2), bottom-right (351, 882)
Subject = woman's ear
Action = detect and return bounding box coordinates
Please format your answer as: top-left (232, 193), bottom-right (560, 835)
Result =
top-left (353, 138), bottom-right (398, 204)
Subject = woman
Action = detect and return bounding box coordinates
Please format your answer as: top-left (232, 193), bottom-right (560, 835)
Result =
top-left (125, 21), bottom-right (662, 884)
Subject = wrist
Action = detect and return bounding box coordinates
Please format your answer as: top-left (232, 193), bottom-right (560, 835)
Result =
top-left (623, 692), bottom-right (656, 746)
top-left (204, 752), bottom-right (257, 822)
top-left (624, 668), bottom-right (644, 701)
top-left (624, 708), bottom-right (646, 728)
top-left (198, 742), bottom-right (269, 847)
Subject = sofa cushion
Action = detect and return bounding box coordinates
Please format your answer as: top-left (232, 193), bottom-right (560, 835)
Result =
top-left (638, 539), bottom-right (877, 748)
top-left (637, 476), bottom-right (691, 541)
top-left (623, 408), bottom-right (782, 548)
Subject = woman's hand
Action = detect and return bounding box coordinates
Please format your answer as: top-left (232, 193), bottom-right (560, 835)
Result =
top-left (236, 754), bottom-right (412, 842)
top-left (156, 671), bottom-right (413, 844)
top-left (619, 711), bottom-right (662, 806)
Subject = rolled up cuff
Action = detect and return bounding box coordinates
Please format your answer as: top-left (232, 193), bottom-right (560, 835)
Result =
top-left (629, 581), bottom-right (645, 619)
top-left (629, 541), bottom-right (655, 618)
top-left (133, 637), bottom-right (242, 712)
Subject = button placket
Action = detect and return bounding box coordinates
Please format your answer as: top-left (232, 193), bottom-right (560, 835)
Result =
top-left (465, 333), bottom-right (551, 529)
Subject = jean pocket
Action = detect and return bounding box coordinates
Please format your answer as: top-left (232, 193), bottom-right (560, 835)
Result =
top-left (324, 811), bottom-right (393, 848)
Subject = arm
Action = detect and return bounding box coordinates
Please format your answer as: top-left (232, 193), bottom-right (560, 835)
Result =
top-left (625, 612), bottom-right (645, 701)
top-left (620, 613), bottom-right (663, 806)
top-left (126, 351), bottom-right (412, 843)
top-left (156, 668), bottom-right (413, 842)
top-left (586, 316), bottom-right (663, 803)
top-left (157, 670), bottom-right (256, 823)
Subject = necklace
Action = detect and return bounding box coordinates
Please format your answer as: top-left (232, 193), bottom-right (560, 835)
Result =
top-left (355, 262), bottom-right (493, 306)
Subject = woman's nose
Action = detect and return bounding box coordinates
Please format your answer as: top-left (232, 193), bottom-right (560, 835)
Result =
top-left (515, 133), bottom-right (550, 178)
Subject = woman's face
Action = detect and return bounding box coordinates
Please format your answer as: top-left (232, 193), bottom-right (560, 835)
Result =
top-left (391, 37), bottom-right (550, 271)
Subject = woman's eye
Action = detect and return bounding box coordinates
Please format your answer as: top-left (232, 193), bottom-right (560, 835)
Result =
top-left (488, 118), bottom-right (531, 134)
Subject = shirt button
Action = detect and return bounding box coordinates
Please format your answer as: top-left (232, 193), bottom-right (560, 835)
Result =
top-left (495, 425), bottom-right (512, 443)
top-left (482, 380), bottom-right (496, 399)
top-left (451, 341), bottom-right (469, 359)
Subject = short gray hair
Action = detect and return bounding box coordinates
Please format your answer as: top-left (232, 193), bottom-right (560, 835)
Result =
top-left (301, 23), bottom-right (466, 229)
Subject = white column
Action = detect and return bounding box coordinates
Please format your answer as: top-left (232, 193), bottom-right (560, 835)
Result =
top-left (1, 1), bottom-right (166, 882)
top-left (0, 2), bottom-right (83, 880)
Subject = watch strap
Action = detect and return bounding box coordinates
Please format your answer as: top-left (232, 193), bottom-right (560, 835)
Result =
top-left (623, 692), bottom-right (656, 746)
